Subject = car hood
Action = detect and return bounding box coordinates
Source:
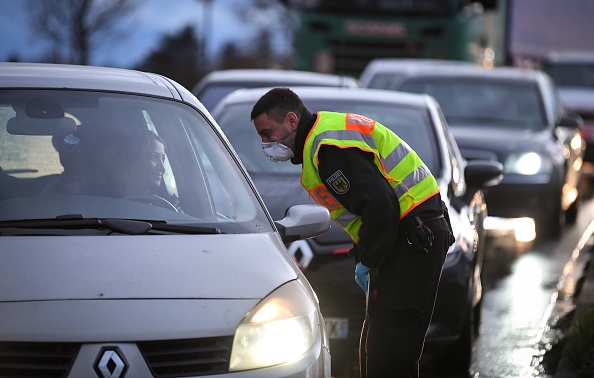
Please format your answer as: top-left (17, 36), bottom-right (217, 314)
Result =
top-left (0, 233), bottom-right (297, 302)
top-left (449, 125), bottom-right (551, 161)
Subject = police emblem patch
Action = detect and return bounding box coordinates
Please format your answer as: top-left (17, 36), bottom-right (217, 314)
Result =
top-left (326, 170), bottom-right (350, 194)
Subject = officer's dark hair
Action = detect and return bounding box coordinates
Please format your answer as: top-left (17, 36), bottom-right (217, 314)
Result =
top-left (250, 87), bottom-right (306, 123)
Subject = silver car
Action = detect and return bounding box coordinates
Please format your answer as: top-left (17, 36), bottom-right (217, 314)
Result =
top-left (0, 62), bottom-right (332, 378)
top-left (192, 69), bottom-right (360, 112)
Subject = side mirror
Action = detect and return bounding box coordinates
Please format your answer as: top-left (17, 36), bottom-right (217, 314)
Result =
top-left (465, 159), bottom-right (503, 189)
top-left (558, 112), bottom-right (583, 129)
top-left (275, 204), bottom-right (331, 244)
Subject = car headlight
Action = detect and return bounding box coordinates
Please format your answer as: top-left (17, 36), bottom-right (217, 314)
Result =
top-left (504, 152), bottom-right (550, 175)
top-left (229, 281), bottom-right (319, 371)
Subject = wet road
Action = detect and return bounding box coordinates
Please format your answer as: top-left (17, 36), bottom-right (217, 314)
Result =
top-left (420, 188), bottom-right (594, 377)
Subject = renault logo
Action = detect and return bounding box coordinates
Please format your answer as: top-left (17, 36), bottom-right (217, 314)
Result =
top-left (94, 347), bottom-right (127, 378)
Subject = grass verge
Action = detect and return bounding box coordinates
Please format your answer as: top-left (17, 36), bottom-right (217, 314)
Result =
top-left (566, 307), bottom-right (594, 377)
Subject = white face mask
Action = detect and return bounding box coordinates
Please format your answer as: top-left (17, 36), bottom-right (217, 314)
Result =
top-left (261, 140), bottom-right (294, 162)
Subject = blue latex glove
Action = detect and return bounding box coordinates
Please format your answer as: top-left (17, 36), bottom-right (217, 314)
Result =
top-left (355, 262), bottom-right (372, 292)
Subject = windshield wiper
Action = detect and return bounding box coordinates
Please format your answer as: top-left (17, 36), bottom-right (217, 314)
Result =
top-left (0, 215), bottom-right (222, 236)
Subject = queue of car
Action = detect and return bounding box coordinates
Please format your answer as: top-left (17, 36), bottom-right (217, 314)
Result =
top-left (360, 58), bottom-right (585, 239)
top-left (211, 86), bottom-right (502, 374)
top-left (0, 62), bottom-right (333, 378)
top-left (1, 59), bottom-right (583, 378)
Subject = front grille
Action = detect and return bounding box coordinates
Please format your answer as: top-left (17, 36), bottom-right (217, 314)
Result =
top-left (0, 337), bottom-right (233, 378)
top-left (138, 336), bottom-right (233, 377)
top-left (0, 342), bottom-right (80, 378)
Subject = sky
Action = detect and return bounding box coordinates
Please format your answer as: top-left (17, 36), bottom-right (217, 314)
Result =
top-left (1, 0), bottom-right (593, 70)
top-left (0, 0), bottom-right (291, 69)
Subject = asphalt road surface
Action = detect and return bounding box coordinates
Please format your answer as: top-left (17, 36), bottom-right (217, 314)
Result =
top-left (419, 185), bottom-right (594, 377)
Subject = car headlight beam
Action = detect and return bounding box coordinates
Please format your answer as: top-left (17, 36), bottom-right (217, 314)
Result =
top-left (229, 281), bottom-right (318, 372)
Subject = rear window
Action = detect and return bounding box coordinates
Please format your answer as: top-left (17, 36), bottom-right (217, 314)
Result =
top-left (542, 62), bottom-right (594, 87)
top-left (399, 78), bottom-right (547, 129)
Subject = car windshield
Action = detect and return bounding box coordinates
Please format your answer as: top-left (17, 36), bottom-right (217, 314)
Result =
top-left (399, 78), bottom-right (548, 130)
top-left (0, 89), bottom-right (273, 234)
top-left (215, 99), bottom-right (440, 177)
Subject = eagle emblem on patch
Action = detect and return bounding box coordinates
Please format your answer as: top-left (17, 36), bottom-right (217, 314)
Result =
top-left (326, 170), bottom-right (350, 194)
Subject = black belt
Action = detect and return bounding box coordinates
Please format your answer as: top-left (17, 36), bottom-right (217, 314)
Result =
top-left (419, 214), bottom-right (444, 223)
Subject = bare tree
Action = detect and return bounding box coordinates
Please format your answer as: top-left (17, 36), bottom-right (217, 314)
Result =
top-left (135, 26), bottom-right (203, 90)
top-left (25, 0), bottom-right (137, 65)
top-left (218, 0), bottom-right (294, 68)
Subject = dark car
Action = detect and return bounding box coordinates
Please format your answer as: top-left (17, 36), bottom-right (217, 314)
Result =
top-left (192, 68), bottom-right (360, 111)
top-left (361, 60), bottom-right (585, 239)
top-left (212, 86), bottom-right (502, 375)
top-left (542, 51), bottom-right (594, 164)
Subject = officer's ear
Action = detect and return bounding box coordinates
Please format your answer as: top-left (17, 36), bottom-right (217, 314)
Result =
top-left (286, 112), bottom-right (299, 130)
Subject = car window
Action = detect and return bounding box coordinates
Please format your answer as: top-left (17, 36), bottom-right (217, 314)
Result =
top-left (543, 62), bottom-right (594, 87)
top-left (399, 78), bottom-right (548, 129)
top-left (196, 84), bottom-right (248, 111)
top-left (366, 73), bottom-right (406, 90)
top-left (215, 103), bottom-right (304, 175)
top-left (215, 100), bottom-right (440, 177)
top-left (0, 90), bottom-right (273, 234)
top-left (303, 100), bottom-right (440, 175)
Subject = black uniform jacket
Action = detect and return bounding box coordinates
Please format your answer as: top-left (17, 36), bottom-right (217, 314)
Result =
top-left (291, 110), bottom-right (445, 268)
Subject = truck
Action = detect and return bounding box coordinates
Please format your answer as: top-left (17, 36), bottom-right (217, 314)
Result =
top-left (293, 0), bottom-right (508, 77)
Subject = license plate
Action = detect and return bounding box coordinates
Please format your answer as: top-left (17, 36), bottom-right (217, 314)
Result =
top-left (324, 317), bottom-right (349, 339)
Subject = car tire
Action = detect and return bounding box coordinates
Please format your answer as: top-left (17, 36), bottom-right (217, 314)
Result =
top-left (537, 195), bottom-right (564, 240)
top-left (433, 303), bottom-right (475, 373)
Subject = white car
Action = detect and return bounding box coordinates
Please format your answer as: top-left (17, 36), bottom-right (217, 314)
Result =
top-left (0, 63), bottom-right (332, 378)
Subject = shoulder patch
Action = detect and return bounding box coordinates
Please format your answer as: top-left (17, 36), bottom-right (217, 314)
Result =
top-left (326, 170), bottom-right (350, 194)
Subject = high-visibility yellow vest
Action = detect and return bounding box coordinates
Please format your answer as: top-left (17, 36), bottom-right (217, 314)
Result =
top-left (301, 111), bottom-right (440, 243)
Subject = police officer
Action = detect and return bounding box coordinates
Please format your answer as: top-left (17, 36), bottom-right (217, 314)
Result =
top-left (251, 87), bottom-right (454, 378)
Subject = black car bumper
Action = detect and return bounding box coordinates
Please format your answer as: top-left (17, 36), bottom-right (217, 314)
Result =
top-left (483, 173), bottom-right (559, 219)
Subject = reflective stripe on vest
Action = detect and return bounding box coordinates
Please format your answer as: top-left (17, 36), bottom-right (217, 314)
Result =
top-left (301, 112), bottom-right (440, 242)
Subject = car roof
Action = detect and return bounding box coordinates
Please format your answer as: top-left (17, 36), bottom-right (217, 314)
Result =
top-left (214, 86), bottom-right (433, 113)
top-left (359, 58), bottom-right (474, 85)
top-left (193, 68), bottom-right (360, 93)
top-left (543, 51), bottom-right (594, 64)
top-left (0, 62), bottom-right (193, 101)
top-left (360, 59), bottom-right (549, 87)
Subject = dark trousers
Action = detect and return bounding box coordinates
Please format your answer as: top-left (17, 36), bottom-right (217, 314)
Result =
top-left (360, 217), bottom-right (451, 378)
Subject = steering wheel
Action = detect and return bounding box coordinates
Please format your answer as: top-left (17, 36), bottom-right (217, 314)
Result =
top-left (124, 194), bottom-right (178, 212)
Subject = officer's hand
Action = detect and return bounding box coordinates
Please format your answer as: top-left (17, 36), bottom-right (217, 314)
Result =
top-left (355, 262), bottom-right (372, 292)
top-left (348, 244), bottom-right (360, 264)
